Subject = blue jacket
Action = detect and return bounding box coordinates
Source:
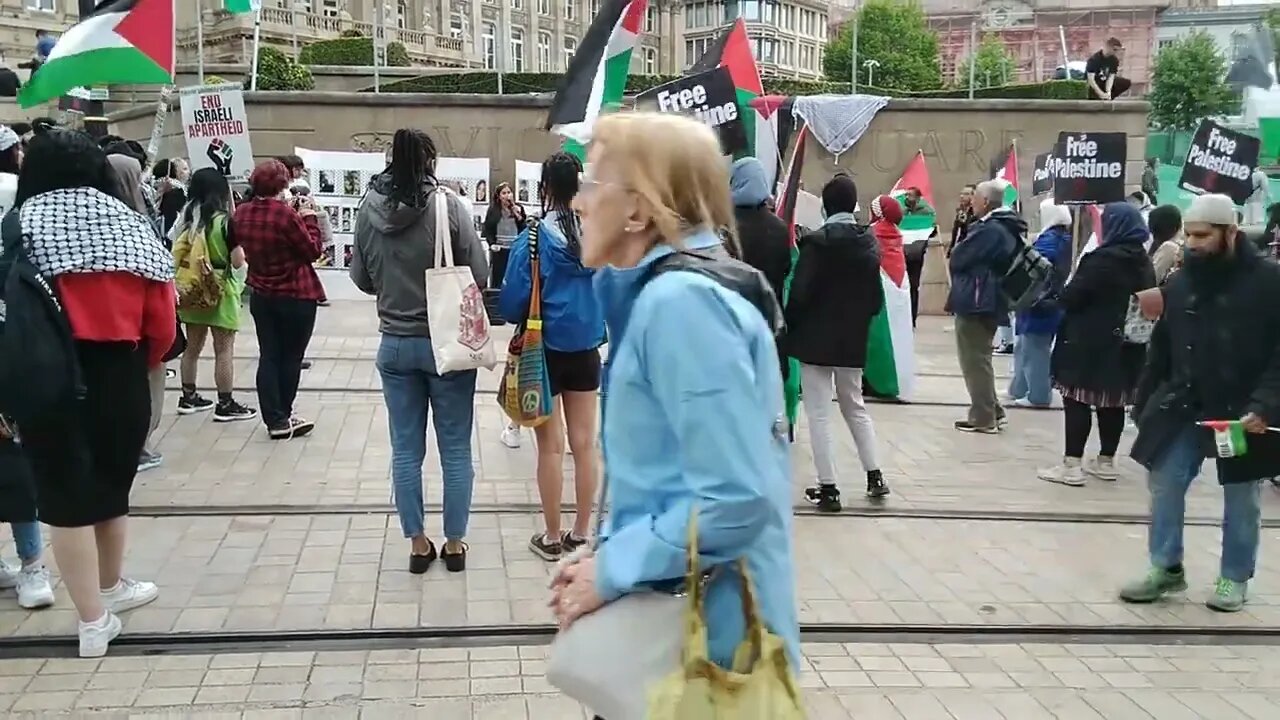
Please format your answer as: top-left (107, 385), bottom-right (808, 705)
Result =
top-left (1015, 225), bottom-right (1072, 336)
top-left (498, 212), bottom-right (605, 352)
top-left (946, 208), bottom-right (1024, 316)
top-left (592, 231), bottom-right (800, 670)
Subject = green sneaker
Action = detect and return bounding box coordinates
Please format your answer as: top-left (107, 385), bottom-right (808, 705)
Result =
top-left (1205, 577), bottom-right (1248, 613)
top-left (1118, 566), bottom-right (1188, 603)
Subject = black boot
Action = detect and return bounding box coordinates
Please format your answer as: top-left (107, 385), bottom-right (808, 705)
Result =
top-left (866, 469), bottom-right (890, 499)
top-left (804, 484), bottom-right (842, 513)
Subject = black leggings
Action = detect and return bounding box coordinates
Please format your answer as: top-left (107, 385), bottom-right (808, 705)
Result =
top-left (1064, 397), bottom-right (1125, 458)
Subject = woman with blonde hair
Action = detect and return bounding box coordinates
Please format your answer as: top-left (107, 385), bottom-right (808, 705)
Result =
top-left (548, 112), bottom-right (799, 691)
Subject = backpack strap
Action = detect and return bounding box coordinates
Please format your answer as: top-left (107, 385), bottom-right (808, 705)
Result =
top-left (644, 250), bottom-right (785, 337)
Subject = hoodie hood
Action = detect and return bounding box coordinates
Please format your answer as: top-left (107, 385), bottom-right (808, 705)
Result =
top-left (988, 207), bottom-right (1028, 240)
top-left (365, 171), bottom-right (436, 236)
top-left (730, 157), bottom-right (770, 207)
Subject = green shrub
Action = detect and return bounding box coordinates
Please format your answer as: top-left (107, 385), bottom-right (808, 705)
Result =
top-left (250, 47), bottom-right (315, 91)
top-left (299, 37), bottom-right (411, 67)
top-left (376, 72), bottom-right (1087, 100)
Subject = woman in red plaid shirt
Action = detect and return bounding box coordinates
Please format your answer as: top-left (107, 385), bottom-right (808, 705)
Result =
top-left (232, 159), bottom-right (325, 440)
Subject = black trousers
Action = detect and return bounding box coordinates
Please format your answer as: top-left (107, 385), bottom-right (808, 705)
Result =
top-left (1063, 397), bottom-right (1125, 458)
top-left (905, 252), bottom-right (924, 327)
top-left (1090, 76), bottom-right (1132, 100)
top-left (250, 294), bottom-right (318, 428)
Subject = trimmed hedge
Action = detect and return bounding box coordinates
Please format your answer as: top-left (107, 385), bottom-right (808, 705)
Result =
top-left (376, 72), bottom-right (1088, 99)
top-left (299, 37), bottom-right (411, 67)
top-left (251, 47), bottom-right (315, 91)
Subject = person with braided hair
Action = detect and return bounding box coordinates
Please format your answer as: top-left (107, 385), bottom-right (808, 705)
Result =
top-left (499, 151), bottom-right (606, 561)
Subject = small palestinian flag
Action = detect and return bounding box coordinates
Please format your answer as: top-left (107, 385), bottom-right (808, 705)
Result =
top-left (224, 0), bottom-right (261, 13)
top-left (990, 142), bottom-right (1020, 210)
top-left (889, 151), bottom-right (937, 246)
top-left (689, 19), bottom-right (776, 184)
top-left (1202, 420), bottom-right (1248, 459)
top-left (544, 0), bottom-right (647, 160)
top-left (19, 0), bottom-right (174, 109)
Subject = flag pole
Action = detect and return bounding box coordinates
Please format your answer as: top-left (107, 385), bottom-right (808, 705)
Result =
top-left (849, 17), bottom-right (858, 94)
top-left (196, 0), bottom-right (206, 84)
top-left (373, 0), bottom-right (383, 93)
top-left (968, 21), bottom-right (978, 100)
top-left (249, 8), bottom-right (263, 91)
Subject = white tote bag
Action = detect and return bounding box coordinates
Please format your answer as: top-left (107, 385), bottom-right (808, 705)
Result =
top-left (425, 186), bottom-right (497, 373)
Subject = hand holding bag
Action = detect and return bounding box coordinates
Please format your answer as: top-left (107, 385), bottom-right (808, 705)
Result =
top-left (497, 218), bottom-right (553, 427)
top-left (425, 186), bottom-right (497, 373)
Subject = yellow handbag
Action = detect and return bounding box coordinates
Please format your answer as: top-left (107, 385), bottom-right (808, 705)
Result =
top-left (645, 515), bottom-right (805, 720)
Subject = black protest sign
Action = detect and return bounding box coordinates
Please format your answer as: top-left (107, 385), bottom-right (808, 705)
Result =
top-left (1178, 119), bottom-right (1260, 205)
top-left (1032, 152), bottom-right (1054, 196)
top-left (635, 66), bottom-right (747, 154)
top-left (1049, 132), bottom-right (1127, 205)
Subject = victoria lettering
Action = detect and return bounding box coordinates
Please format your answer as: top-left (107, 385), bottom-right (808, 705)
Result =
top-left (1048, 135), bottom-right (1123, 180)
top-left (1184, 127), bottom-right (1252, 181)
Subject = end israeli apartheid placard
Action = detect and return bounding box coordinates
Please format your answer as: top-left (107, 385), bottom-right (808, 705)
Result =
top-left (180, 83), bottom-right (254, 180)
top-left (1050, 132), bottom-right (1126, 206)
top-left (635, 66), bottom-right (748, 155)
top-left (1178, 119), bottom-right (1261, 206)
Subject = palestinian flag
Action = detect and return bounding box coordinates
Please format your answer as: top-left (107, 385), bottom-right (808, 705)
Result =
top-left (224, 0), bottom-right (261, 13)
top-left (774, 119), bottom-right (808, 436)
top-left (1202, 420), bottom-right (1248, 459)
top-left (19, 0), bottom-right (173, 109)
top-left (544, 0), bottom-right (647, 160)
top-left (990, 143), bottom-right (1020, 210)
top-left (690, 19), bottom-right (777, 185)
top-left (889, 151), bottom-right (937, 245)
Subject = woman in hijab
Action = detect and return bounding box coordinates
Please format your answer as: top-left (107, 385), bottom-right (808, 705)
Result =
top-left (1039, 202), bottom-right (1156, 487)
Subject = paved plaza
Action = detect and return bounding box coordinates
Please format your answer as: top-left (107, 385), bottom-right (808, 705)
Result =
top-left (1, 294), bottom-right (1279, 717)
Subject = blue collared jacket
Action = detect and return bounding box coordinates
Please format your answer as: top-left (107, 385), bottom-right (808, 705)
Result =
top-left (591, 229), bottom-right (800, 670)
top-left (498, 211), bottom-right (605, 352)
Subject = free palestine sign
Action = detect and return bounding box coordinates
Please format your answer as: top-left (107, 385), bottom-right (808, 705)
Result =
top-left (636, 66), bottom-right (748, 154)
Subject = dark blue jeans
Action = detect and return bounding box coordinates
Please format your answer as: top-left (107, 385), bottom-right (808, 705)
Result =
top-left (250, 294), bottom-right (317, 428)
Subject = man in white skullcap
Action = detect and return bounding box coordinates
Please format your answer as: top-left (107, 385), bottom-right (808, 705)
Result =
top-left (1124, 193), bottom-right (1280, 613)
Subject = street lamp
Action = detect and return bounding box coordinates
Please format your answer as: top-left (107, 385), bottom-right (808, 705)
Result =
top-left (863, 59), bottom-right (880, 88)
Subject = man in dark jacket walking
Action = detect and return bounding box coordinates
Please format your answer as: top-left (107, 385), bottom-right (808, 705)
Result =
top-left (1124, 194), bottom-right (1280, 613)
top-left (730, 158), bottom-right (791, 307)
top-left (784, 175), bottom-right (889, 510)
top-left (947, 180), bottom-right (1022, 433)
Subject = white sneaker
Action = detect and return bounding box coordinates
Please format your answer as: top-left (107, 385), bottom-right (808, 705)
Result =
top-left (101, 578), bottom-right (159, 613)
top-left (78, 611), bottom-right (122, 658)
top-left (1086, 455), bottom-right (1119, 481)
top-left (500, 424), bottom-right (521, 449)
top-left (16, 565), bottom-right (54, 609)
top-left (0, 560), bottom-right (18, 590)
top-left (1039, 457), bottom-right (1086, 487)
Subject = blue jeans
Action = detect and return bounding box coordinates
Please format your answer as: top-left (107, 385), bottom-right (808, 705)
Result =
top-left (1008, 332), bottom-right (1054, 406)
top-left (376, 335), bottom-right (478, 542)
top-left (9, 522), bottom-right (41, 563)
top-left (1148, 426), bottom-right (1262, 583)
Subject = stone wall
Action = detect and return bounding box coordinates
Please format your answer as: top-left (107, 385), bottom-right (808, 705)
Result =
top-left (108, 92), bottom-right (1150, 314)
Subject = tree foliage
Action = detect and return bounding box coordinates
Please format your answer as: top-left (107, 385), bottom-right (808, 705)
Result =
top-left (250, 47), bottom-right (316, 91)
top-left (823, 0), bottom-right (942, 92)
top-left (956, 34), bottom-right (1018, 88)
top-left (1267, 9), bottom-right (1280, 80)
top-left (1148, 31), bottom-right (1238, 131)
top-left (299, 37), bottom-right (411, 67)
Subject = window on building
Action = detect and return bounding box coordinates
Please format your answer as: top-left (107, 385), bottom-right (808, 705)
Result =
top-left (685, 39), bottom-right (695, 68)
top-left (645, 6), bottom-right (656, 33)
top-left (568, 0), bottom-right (580, 20)
top-left (538, 32), bottom-right (552, 71)
top-left (511, 28), bottom-right (525, 72)
top-left (1156, 38), bottom-right (1174, 52)
top-left (511, 0), bottom-right (523, 10)
top-left (396, 0), bottom-right (407, 29)
top-left (539, 0), bottom-right (550, 14)
top-left (26, 0), bottom-right (55, 12)
top-left (482, 22), bottom-right (497, 69)
top-left (644, 47), bottom-right (657, 74)
top-left (450, 13), bottom-right (465, 38)
top-left (322, 0), bottom-right (339, 18)
top-left (564, 36), bottom-right (577, 67)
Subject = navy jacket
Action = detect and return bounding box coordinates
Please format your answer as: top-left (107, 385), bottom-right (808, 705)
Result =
top-left (946, 209), bottom-right (1023, 317)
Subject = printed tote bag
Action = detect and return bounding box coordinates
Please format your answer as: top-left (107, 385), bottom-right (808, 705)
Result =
top-left (498, 218), bottom-right (553, 427)
top-left (425, 186), bottom-right (497, 373)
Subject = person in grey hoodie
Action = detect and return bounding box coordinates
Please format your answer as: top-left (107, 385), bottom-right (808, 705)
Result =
top-left (349, 129), bottom-right (489, 576)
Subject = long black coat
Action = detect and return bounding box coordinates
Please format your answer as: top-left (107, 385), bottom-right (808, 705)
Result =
top-left (1051, 240), bottom-right (1156, 396)
top-left (733, 204), bottom-right (791, 308)
top-left (0, 436), bottom-right (37, 524)
top-left (782, 222), bottom-right (882, 368)
top-left (1132, 240), bottom-right (1280, 483)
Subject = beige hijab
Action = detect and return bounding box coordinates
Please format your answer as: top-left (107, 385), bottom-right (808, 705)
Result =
top-left (107, 154), bottom-right (147, 214)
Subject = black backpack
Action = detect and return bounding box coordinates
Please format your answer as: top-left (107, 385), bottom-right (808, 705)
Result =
top-left (0, 211), bottom-right (85, 425)
top-left (646, 250), bottom-right (785, 338)
top-left (999, 231), bottom-right (1057, 313)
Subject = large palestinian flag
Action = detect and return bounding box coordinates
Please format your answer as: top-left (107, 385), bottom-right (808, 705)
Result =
top-left (690, 19), bottom-right (778, 185)
top-left (544, 0), bottom-right (647, 160)
top-left (19, 0), bottom-right (174, 109)
top-left (772, 110), bottom-right (807, 436)
top-left (889, 151), bottom-right (937, 245)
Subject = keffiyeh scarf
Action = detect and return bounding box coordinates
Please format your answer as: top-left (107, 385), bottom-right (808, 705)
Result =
top-left (18, 188), bottom-right (174, 282)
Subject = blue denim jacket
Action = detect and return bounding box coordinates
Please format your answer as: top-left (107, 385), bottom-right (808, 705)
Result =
top-left (498, 212), bottom-right (605, 352)
top-left (592, 230), bottom-right (800, 670)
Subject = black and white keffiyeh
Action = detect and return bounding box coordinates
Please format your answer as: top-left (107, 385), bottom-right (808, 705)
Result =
top-left (18, 188), bottom-right (174, 282)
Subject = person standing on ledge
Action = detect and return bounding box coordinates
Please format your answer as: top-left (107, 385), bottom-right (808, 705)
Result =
top-left (1086, 37), bottom-right (1131, 101)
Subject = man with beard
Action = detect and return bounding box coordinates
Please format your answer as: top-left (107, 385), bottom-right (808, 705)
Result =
top-left (1125, 194), bottom-right (1280, 613)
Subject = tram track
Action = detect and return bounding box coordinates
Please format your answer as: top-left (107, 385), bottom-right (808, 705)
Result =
top-left (126, 502), bottom-right (1280, 528)
top-left (0, 622), bottom-right (1276, 659)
